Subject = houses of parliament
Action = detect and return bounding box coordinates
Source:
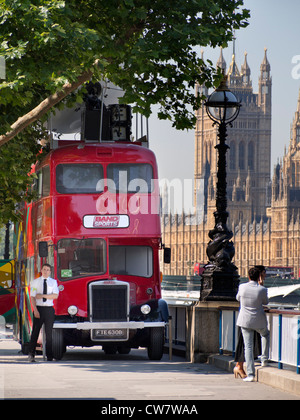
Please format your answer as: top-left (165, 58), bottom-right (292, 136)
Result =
top-left (161, 48), bottom-right (300, 278)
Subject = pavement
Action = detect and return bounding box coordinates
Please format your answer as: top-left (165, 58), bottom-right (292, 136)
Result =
top-left (209, 353), bottom-right (300, 397)
top-left (1, 337), bottom-right (300, 401)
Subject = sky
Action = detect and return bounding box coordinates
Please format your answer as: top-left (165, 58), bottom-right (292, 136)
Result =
top-left (144, 0), bottom-right (300, 213)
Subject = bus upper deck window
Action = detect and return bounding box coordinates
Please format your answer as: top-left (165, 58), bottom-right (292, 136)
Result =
top-left (107, 164), bottom-right (154, 193)
top-left (56, 164), bottom-right (104, 194)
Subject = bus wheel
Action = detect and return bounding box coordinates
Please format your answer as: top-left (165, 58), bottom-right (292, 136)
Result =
top-left (21, 342), bottom-right (30, 355)
top-left (117, 345), bottom-right (131, 355)
top-left (103, 345), bottom-right (117, 355)
top-left (52, 329), bottom-right (65, 360)
top-left (147, 327), bottom-right (164, 360)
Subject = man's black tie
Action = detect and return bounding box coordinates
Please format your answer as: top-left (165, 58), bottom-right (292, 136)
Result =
top-left (43, 278), bottom-right (47, 302)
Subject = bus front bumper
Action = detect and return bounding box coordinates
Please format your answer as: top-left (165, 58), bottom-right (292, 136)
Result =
top-left (53, 321), bottom-right (166, 329)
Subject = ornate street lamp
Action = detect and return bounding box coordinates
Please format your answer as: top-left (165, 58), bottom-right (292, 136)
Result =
top-left (200, 75), bottom-right (241, 301)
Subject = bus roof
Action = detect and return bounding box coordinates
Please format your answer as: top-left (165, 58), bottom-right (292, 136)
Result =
top-left (40, 142), bottom-right (158, 169)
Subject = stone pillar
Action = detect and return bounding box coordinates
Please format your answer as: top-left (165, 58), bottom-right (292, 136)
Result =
top-left (185, 301), bottom-right (239, 363)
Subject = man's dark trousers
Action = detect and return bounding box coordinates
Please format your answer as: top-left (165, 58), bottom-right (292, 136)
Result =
top-left (28, 306), bottom-right (55, 359)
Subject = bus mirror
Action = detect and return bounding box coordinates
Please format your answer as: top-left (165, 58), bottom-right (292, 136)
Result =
top-left (164, 247), bottom-right (171, 264)
top-left (39, 242), bottom-right (48, 258)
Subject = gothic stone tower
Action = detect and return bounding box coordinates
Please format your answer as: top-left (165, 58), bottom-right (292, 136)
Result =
top-left (270, 89), bottom-right (300, 274)
top-left (194, 49), bottom-right (272, 228)
top-left (161, 64), bottom-right (300, 278)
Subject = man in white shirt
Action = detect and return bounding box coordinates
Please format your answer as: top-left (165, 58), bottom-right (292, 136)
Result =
top-left (28, 263), bottom-right (59, 362)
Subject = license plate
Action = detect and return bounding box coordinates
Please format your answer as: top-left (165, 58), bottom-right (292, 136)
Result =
top-left (92, 328), bottom-right (128, 341)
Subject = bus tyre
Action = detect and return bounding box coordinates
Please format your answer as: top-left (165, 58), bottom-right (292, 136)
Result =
top-left (103, 345), bottom-right (117, 355)
top-left (147, 327), bottom-right (164, 360)
top-left (21, 342), bottom-right (30, 355)
top-left (52, 329), bottom-right (65, 360)
top-left (117, 345), bottom-right (131, 355)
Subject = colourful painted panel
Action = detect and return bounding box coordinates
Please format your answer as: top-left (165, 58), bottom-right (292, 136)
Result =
top-left (0, 260), bottom-right (16, 324)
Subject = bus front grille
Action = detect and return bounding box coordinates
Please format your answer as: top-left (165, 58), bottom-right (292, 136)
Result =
top-left (90, 282), bottom-right (129, 322)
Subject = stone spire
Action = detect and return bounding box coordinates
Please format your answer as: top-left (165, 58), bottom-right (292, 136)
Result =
top-left (241, 51), bottom-right (252, 87)
top-left (216, 47), bottom-right (227, 73)
top-left (260, 47), bottom-right (271, 73)
top-left (258, 48), bottom-right (272, 110)
top-left (227, 54), bottom-right (242, 88)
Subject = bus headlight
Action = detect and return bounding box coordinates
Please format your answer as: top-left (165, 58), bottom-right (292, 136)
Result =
top-left (68, 305), bottom-right (78, 316)
top-left (140, 304), bottom-right (151, 315)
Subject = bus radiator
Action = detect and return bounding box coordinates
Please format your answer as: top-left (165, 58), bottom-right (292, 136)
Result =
top-left (90, 282), bottom-right (128, 322)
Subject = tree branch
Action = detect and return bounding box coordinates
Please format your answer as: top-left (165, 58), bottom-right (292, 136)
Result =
top-left (0, 63), bottom-right (98, 147)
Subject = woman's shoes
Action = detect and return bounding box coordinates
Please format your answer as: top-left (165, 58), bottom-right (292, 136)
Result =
top-left (233, 366), bottom-right (247, 379)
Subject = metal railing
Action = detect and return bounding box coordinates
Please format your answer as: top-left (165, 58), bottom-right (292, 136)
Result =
top-left (219, 307), bottom-right (300, 374)
top-left (162, 276), bottom-right (300, 368)
top-left (165, 305), bottom-right (186, 346)
top-left (162, 275), bottom-right (201, 293)
top-left (162, 275), bottom-right (300, 303)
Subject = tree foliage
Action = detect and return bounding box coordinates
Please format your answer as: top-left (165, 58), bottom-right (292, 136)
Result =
top-left (0, 124), bottom-right (48, 224)
top-left (0, 0), bottom-right (249, 225)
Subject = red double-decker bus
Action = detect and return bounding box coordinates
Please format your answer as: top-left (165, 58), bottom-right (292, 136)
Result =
top-left (13, 141), bottom-right (170, 360)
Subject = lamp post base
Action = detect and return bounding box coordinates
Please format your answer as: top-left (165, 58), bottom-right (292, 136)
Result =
top-left (200, 267), bottom-right (239, 301)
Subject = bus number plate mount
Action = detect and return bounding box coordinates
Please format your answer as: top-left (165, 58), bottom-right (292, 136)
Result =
top-left (92, 328), bottom-right (128, 341)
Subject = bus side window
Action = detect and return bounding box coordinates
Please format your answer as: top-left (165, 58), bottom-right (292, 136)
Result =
top-left (38, 171), bottom-right (43, 198)
top-left (35, 166), bottom-right (50, 199)
top-left (42, 166), bottom-right (50, 196)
